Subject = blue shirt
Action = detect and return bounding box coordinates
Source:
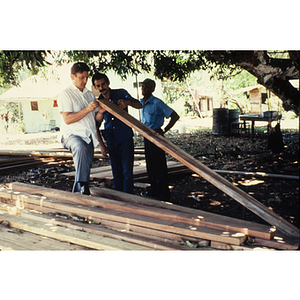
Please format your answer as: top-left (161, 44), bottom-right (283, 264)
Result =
top-left (140, 95), bottom-right (173, 129)
top-left (98, 88), bottom-right (139, 143)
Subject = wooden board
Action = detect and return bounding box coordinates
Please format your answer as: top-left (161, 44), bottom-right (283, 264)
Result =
top-left (0, 186), bottom-right (247, 245)
top-left (98, 98), bottom-right (300, 238)
top-left (0, 210), bottom-right (152, 251)
top-left (0, 225), bottom-right (91, 251)
top-left (2, 184), bottom-right (276, 240)
top-left (17, 208), bottom-right (190, 251)
top-left (0, 187), bottom-right (247, 245)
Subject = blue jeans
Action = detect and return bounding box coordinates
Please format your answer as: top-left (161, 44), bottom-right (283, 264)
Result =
top-left (106, 137), bottom-right (134, 194)
top-left (61, 135), bottom-right (94, 191)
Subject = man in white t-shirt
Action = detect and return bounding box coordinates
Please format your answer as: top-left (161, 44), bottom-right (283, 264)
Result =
top-left (58, 62), bottom-right (103, 195)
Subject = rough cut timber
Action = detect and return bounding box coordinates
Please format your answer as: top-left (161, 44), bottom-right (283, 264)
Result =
top-left (2, 183), bottom-right (276, 240)
top-left (0, 210), bottom-right (151, 251)
top-left (1, 185), bottom-right (298, 250)
top-left (0, 186), bottom-right (247, 245)
top-left (0, 222), bottom-right (92, 251)
top-left (98, 98), bottom-right (300, 238)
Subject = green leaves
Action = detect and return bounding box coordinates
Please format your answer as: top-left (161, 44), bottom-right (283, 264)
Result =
top-left (0, 51), bottom-right (49, 86)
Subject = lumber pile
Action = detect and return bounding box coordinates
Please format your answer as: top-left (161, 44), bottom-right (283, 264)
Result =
top-left (1, 182), bottom-right (298, 250)
top-left (98, 98), bottom-right (300, 238)
top-left (61, 160), bottom-right (191, 185)
top-left (0, 146), bottom-right (144, 160)
top-left (62, 160), bottom-right (299, 187)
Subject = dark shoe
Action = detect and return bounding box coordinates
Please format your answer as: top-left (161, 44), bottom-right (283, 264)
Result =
top-left (140, 191), bottom-right (156, 199)
top-left (73, 182), bottom-right (91, 195)
top-left (140, 191), bottom-right (148, 197)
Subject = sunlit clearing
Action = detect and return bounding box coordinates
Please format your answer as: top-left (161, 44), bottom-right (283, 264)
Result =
top-left (238, 179), bottom-right (265, 186)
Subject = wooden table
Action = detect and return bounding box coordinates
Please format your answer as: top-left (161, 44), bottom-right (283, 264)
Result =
top-left (240, 114), bottom-right (282, 137)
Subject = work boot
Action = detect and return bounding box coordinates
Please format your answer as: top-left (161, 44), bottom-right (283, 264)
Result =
top-left (73, 182), bottom-right (91, 195)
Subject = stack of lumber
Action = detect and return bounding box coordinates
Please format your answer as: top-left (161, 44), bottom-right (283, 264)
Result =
top-left (62, 160), bottom-right (299, 187)
top-left (97, 98), bottom-right (300, 238)
top-left (1, 182), bottom-right (298, 251)
top-left (61, 160), bottom-right (191, 186)
top-left (0, 155), bottom-right (74, 174)
top-left (0, 146), bottom-right (144, 160)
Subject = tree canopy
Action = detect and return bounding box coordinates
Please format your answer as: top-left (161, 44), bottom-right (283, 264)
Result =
top-left (0, 50), bottom-right (299, 115)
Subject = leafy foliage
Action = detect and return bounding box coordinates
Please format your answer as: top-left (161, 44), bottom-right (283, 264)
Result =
top-left (0, 50), bottom-right (299, 115)
top-left (0, 51), bottom-right (50, 86)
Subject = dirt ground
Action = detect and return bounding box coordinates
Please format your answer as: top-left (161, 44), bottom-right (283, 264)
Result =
top-left (1, 116), bottom-right (299, 231)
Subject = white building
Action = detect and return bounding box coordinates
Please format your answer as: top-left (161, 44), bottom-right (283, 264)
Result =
top-left (0, 64), bottom-right (162, 133)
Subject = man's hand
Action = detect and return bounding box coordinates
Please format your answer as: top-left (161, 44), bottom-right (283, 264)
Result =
top-left (87, 100), bottom-right (99, 113)
top-left (117, 99), bottom-right (129, 109)
top-left (155, 128), bottom-right (164, 136)
top-left (100, 144), bottom-right (109, 157)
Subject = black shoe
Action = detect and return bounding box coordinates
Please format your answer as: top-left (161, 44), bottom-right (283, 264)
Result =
top-left (73, 182), bottom-right (91, 195)
top-left (140, 191), bottom-right (148, 197)
top-left (140, 191), bottom-right (156, 199)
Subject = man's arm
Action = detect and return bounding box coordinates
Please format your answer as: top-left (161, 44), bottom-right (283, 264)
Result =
top-left (96, 124), bottom-right (109, 157)
top-left (61, 100), bottom-right (99, 125)
top-left (162, 111), bottom-right (180, 134)
top-left (117, 99), bottom-right (143, 109)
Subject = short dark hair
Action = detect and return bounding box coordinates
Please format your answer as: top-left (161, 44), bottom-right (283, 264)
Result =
top-left (92, 73), bottom-right (110, 86)
top-left (71, 62), bottom-right (90, 75)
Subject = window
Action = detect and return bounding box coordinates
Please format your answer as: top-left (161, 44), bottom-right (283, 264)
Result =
top-left (31, 101), bottom-right (39, 111)
top-left (261, 93), bottom-right (267, 104)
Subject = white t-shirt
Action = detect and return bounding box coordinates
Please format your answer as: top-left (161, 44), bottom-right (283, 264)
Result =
top-left (58, 83), bottom-right (99, 147)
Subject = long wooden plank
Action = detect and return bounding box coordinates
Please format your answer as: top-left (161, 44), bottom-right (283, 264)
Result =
top-left (1, 189), bottom-right (247, 245)
top-left (2, 184), bottom-right (276, 240)
top-left (5, 199), bottom-right (205, 246)
top-left (98, 98), bottom-right (300, 237)
top-left (16, 208), bottom-right (191, 251)
top-left (0, 225), bottom-right (91, 250)
top-left (0, 210), bottom-right (152, 251)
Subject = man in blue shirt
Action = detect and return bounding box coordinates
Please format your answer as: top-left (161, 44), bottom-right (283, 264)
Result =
top-left (140, 78), bottom-right (179, 201)
top-left (92, 73), bottom-right (142, 194)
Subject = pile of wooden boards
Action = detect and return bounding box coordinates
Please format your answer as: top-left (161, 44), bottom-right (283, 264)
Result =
top-left (62, 160), bottom-right (192, 188)
top-left (62, 160), bottom-right (299, 188)
top-left (1, 182), bottom-right (298, 250)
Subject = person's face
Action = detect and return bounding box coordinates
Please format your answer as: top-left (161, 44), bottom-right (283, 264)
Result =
top-left (71, 71), bottom-right (89, 91)
top-left (93, 78), bottom-right (110, 97)
top-left (141, 84), bottom-right (152, 98)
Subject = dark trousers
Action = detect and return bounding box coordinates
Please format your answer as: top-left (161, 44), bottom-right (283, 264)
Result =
top-left (106, 137), bottom-right (134, 194)
top-left (144, 138), bottom-right (170, 201)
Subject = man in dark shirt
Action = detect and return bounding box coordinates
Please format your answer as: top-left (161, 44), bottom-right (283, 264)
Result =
top-left (92, 73), bottom-right (142, 194)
